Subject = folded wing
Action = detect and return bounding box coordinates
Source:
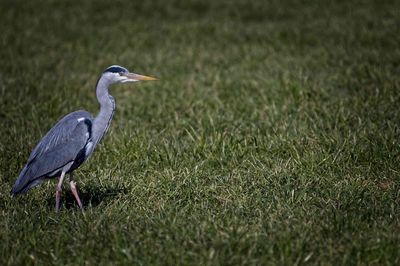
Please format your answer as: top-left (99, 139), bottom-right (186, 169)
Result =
top-left (11, 110), bottom-right (93, 195)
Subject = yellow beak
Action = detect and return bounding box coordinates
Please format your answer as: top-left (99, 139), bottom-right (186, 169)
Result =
top-left (123, 72), bottom-right (157, 81)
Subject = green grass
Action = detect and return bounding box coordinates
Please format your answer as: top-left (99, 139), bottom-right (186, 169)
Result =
top-left (1, 0), bottom-right (399, 264)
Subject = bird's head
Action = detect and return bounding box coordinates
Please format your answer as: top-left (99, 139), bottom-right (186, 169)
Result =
top-left (102, 65), bottom-right (157, 84)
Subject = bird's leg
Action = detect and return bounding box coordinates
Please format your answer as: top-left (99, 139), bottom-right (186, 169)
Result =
top-left (69, 173), bottom-right (84, 211)
top-left (55, 171), bottom-right (66, 212)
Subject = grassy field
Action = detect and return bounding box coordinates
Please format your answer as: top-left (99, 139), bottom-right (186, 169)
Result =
top-left (0, 0), bottom-right (399, 265)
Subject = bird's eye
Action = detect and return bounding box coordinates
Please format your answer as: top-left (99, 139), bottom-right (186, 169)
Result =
top-left (118, 72), bottom-right (123, 76)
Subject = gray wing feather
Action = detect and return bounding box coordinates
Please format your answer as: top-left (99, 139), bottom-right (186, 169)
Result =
top-left (12, 110), bottom-right (93, 195)
top-left (28, 110), bottom-right (92, 162)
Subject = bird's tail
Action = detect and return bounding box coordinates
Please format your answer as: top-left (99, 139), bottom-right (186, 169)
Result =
top-left (11, 165), bottom-right (30, 196)
top-left (11, 163), bottom-right (47, 196)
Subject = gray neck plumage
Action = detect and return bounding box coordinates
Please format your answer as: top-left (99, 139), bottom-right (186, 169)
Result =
top-left (92, 76), bottom-right (116, 147)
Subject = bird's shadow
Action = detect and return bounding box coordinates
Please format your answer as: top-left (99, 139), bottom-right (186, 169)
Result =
top-left (46, 185), bottom-right (128, 210)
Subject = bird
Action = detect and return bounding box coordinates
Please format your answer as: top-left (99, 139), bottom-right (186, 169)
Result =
top-left (11, 65), bottom-right (156, 212)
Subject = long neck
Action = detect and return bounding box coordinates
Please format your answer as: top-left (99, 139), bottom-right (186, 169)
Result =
top-left (92, 76), bottom-right (116, 146)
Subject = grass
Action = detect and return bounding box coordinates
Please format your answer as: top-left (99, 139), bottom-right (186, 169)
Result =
top-left (0, 0), bottom-right (399, 264)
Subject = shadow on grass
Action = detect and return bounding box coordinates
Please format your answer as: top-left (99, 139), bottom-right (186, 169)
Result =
top-left (46, 185), bottom-right (129, 210)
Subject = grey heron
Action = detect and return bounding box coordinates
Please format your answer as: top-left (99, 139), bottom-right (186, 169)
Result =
top-left (11, 65), bottom-right (156, 212)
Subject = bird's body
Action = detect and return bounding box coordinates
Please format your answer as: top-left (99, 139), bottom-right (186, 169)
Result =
top-left (11, 65), bottom-right (156, 211)
top-left (11, 110), bottom-right (93, 194)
